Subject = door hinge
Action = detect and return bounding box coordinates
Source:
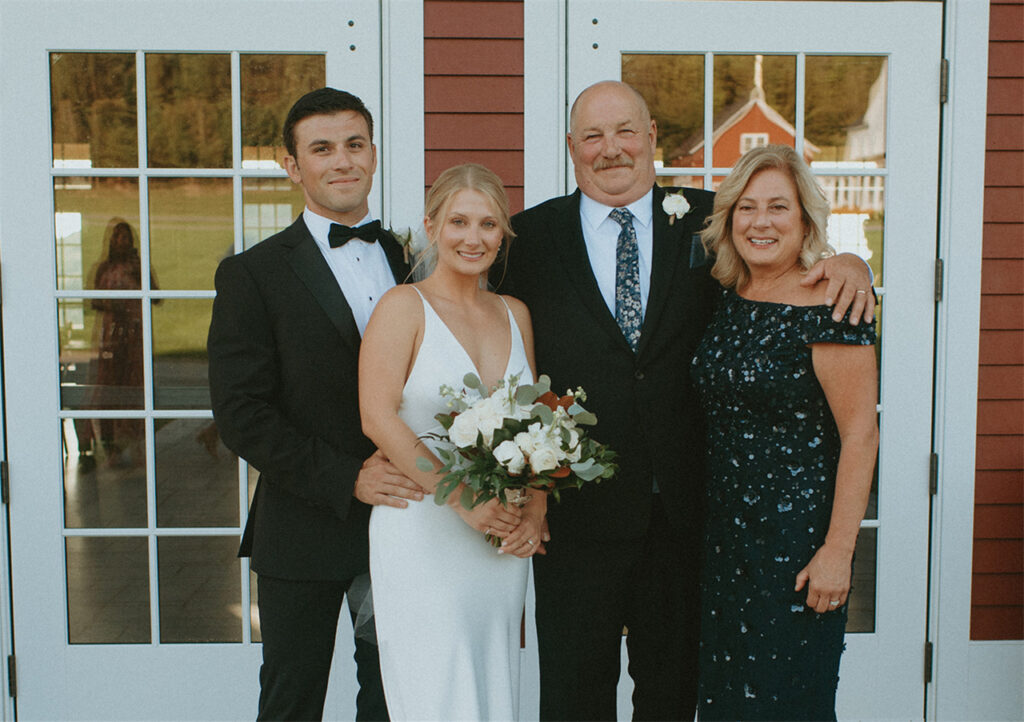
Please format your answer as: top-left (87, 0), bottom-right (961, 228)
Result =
top-left (940, 58), bottom-right (949, 104)
top-left (0, 461), bottom-right (7, 505)
top-left (935, 258), bottom-right (944, 302)
top-left (929, 452), bottom-right (939, 495)
top-left (7, 654), bottom-right (15, 698)
top-left (924, 640), bottom-right (934, 684)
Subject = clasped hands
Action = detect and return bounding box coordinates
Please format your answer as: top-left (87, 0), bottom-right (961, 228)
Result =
top-left (353, 450), bottom-right (549, 558)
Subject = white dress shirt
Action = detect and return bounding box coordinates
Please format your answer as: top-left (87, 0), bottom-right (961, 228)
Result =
top-left (579, 189), bottom-right (655, 320)
top-left (303, 207), bottom-right (396, 337)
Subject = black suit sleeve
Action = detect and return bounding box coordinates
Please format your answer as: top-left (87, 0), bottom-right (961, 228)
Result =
top-left (208, 254), bottom-right (362, 520)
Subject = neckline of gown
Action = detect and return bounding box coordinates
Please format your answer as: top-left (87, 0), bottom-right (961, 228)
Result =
top-left (411, 286), bottom-right (517, 389)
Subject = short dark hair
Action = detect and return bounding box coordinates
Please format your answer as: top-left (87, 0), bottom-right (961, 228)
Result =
top-left (282, 87), bottom-right (375, 158)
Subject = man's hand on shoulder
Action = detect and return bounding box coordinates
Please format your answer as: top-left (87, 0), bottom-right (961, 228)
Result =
top-left (801, 253), bottom-right (875, 325)
top-left (354, 450), bottom-right (425, 508)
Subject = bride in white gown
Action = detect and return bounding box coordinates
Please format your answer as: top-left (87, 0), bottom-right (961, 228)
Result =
top-left (359, 164), bottom-right (546, 721)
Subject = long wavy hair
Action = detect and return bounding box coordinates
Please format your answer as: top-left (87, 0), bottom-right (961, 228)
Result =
top-left (701, 144), bottom-right (833, 290)
top-left (414, 163), bottom-right (515, 281)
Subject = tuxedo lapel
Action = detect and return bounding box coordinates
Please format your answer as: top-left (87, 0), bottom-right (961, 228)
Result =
top-left (553, 192), bottom-right (632, 351)
top-left (282, 220), bottom-right (362, 353)
top-left (638, 185), bottom-right (698, 356)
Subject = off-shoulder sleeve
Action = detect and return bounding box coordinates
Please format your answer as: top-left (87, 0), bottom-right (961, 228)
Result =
top-left (798, 306), bottom-right (877, 346)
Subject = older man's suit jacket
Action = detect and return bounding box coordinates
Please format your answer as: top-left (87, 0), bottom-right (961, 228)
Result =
top-left (503, 184), bottom-right (717, 545)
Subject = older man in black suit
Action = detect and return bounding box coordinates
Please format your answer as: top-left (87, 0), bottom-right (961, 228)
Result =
top-left (502, 80), bottom-right (875, 721)
top-left (208, 88), bottom-right (423, 721)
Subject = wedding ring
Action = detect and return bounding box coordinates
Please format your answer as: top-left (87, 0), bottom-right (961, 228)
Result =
top-left (527, 539), bottom-right (534, 546)
top-left (856, 289), bottom-right (867, 295)
top-left (829, 600), bottom-right (839, 606)
top-left (485, 528), bottom-right (492, 536)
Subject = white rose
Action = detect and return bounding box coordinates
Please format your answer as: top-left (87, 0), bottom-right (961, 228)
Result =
top-left (563, 428), bottom-right (582, 462)
top-left (448, 408), bottom-right (481, 447)
top-left (493, 440), bottom-right (526, 475)
top-left (662, 192), bottom-right (691, 220)
top-left (529, 443), bottom-right (560, 474)
top-left (473, 397), bottom-right (506, 445)
top-left (514, 430), bottom-right (535, 455)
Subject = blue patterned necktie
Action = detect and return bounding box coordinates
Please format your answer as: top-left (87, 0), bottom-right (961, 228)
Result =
top-left (609, 208), bottom-right (642, 352)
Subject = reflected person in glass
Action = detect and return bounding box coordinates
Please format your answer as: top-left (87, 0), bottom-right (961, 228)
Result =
top-left (208, 87), bottom-right (424, 721)
top-left (691, 144), bottom-right (879, 720)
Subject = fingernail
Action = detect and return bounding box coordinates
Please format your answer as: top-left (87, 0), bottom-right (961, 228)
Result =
top-left (497, 549), bottom-right (504, 555)
top-left (825, 297), bottom-right (834, 306)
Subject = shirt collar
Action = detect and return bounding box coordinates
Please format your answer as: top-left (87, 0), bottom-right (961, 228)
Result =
top-left (580, 187), bottom-right (654, 231)
top-left (303, 207), bottom-right (374, 248)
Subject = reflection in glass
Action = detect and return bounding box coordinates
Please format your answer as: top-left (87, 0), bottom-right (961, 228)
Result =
top-left (805, 56), bottom-right (887, 165)
top-left (149, 178), bottom-right (233, 289)
top-left (59, 297), bottom-right (144, 412)
top-left (156, 418), bottom-right (238, 528)
top-left (55, 178), bottom-right (140, 291)
top-left (63, 418), bottom-right (147, 528)
top-left (158, 536), bottom-right (242, 643)
top-left (146, 54), bottom-right (231, 168)
top-left (67, 536), bottom-right (150, 643)
top-left (847, 527), bottom-right (877, 633)
top-left (242, 178), bottom-right (307, 249)
top-left (656, 176), bottom-right (704, 191)
top-left (622, 54), bottom-right (704, 170)
top-left (241, 54), bottom-right (326, 170)
top-left (50, 53), bottom-right (137, 169)
top-left (820, 179), bottom-right (884, 286)
top-left (152, 298), bottom-right (213, 410)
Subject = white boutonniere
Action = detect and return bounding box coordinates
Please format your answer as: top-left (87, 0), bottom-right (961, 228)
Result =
top-left (389, 225), bottom-right (429, 264)
top-left (662, 192), bottom-right (691, 226)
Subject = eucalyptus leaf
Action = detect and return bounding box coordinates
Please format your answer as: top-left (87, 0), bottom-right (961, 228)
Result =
top-left (460, 485), bottom-right (476, 510)
top-left (415, 457), bottom-right (433, 472)
top-left (572, 410), bottom-right (598, 426)
top-left (532, 403), bottom-right (554, 425)
top-left (516, 384), bottom-right (539, 405)
top-left (534, 375), bottom-right (551, 395)
top-left (463, 372), bottom-right (482, 389)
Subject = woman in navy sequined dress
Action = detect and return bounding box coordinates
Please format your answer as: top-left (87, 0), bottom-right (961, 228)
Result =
top-left (691, 145), bottom-right (879, 721)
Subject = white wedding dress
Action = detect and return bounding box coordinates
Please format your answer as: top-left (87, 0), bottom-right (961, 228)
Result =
top-left (369, 287), bottom-right (532, 721)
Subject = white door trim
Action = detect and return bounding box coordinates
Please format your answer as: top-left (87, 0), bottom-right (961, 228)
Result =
top-left (928, 0), bottom-right (992, 718)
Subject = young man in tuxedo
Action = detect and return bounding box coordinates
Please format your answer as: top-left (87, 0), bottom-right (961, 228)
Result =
top-left (208, 88), bottom-right (424, 721)
top-left (501, 80), bottom-right (876, 721)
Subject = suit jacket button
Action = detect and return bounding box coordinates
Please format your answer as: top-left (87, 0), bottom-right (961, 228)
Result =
top-left (634, 369), bottom-right (645, 380)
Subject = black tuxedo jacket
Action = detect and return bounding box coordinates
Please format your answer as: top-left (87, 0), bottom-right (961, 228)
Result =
top-left (503, 185), bottom-right (717, 544)
top-left (208, 217), bottom-right (410, 581)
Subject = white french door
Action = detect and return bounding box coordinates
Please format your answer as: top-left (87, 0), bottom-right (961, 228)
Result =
top-left (0, 1), bottom-right (400, 718)
top-left (561, 1), bottom-right (942, 718)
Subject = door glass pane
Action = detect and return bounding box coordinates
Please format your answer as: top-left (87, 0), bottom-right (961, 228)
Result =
top-left (621, 54), bottom-right (704, 171)
top-left (152, 298), bottom-right (213, 410)
top-left (156, 418), bottom-right (237, 528)
top-left (55, 179), bottom-right (141, 291)
top-left (50, 52), bottom-right (137, 169)
top-left (145, 53), bottom-right (231, 169)
top-left (243, 178), bottom-right (307, 249)
top-left (241, 54), bottom-right (326, 170)
top-left (158, 536), bottom-right (242, 643)
top-left (66, 536), bottom-right (150, 643)
top-left (709, 54), bottom-right (796, 169)
top-left (63, 418), bottom-right (147, 528)
top-left (149, 177), bottom-right (233, 290)
top-left (805, 56), bottom-right (887, 166)
top-left (58, 297), bottom-right (144, 411)
top-left (847, 527), bottom-right (877, 633)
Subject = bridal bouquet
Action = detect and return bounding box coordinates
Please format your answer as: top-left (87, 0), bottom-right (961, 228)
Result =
top-left (417, 373), bottom-right (617, 532)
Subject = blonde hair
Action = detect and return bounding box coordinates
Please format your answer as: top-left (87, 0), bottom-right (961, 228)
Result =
top-left (416, 163), bottom-right (515, 280)
top-left (701, 144), bottom-right (833, 289)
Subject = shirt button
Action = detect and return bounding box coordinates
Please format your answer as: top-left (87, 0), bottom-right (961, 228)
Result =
top-left (634, 369), bottom-right (645, 380)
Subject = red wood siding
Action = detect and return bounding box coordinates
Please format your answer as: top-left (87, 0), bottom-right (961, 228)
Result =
top-left (424, 0), bottom-right (525, 213)
top-left (972, 0), bottom-right (1024, 642)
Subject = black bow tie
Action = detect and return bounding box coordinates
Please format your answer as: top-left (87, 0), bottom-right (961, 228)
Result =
top-left (328, 220), bottom-right (381, 248)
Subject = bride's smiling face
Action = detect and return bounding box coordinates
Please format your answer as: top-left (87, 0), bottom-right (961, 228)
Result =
top-left (426, 188), bottom-right (504, 276)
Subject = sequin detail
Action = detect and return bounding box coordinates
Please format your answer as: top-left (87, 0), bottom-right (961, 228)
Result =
top-left (691, 288), bottom-right (875, 721)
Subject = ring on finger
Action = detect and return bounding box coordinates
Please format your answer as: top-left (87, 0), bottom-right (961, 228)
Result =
top-left (856, 289), bottom-right (867, 295)
top-left (527, 539), bottom-right (534, 546)
top-left (829, 600), bottom-right (840, 607)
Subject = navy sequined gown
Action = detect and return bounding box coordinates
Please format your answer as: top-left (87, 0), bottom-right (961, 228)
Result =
top-left (691, 288), bottom-right (876, 721)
